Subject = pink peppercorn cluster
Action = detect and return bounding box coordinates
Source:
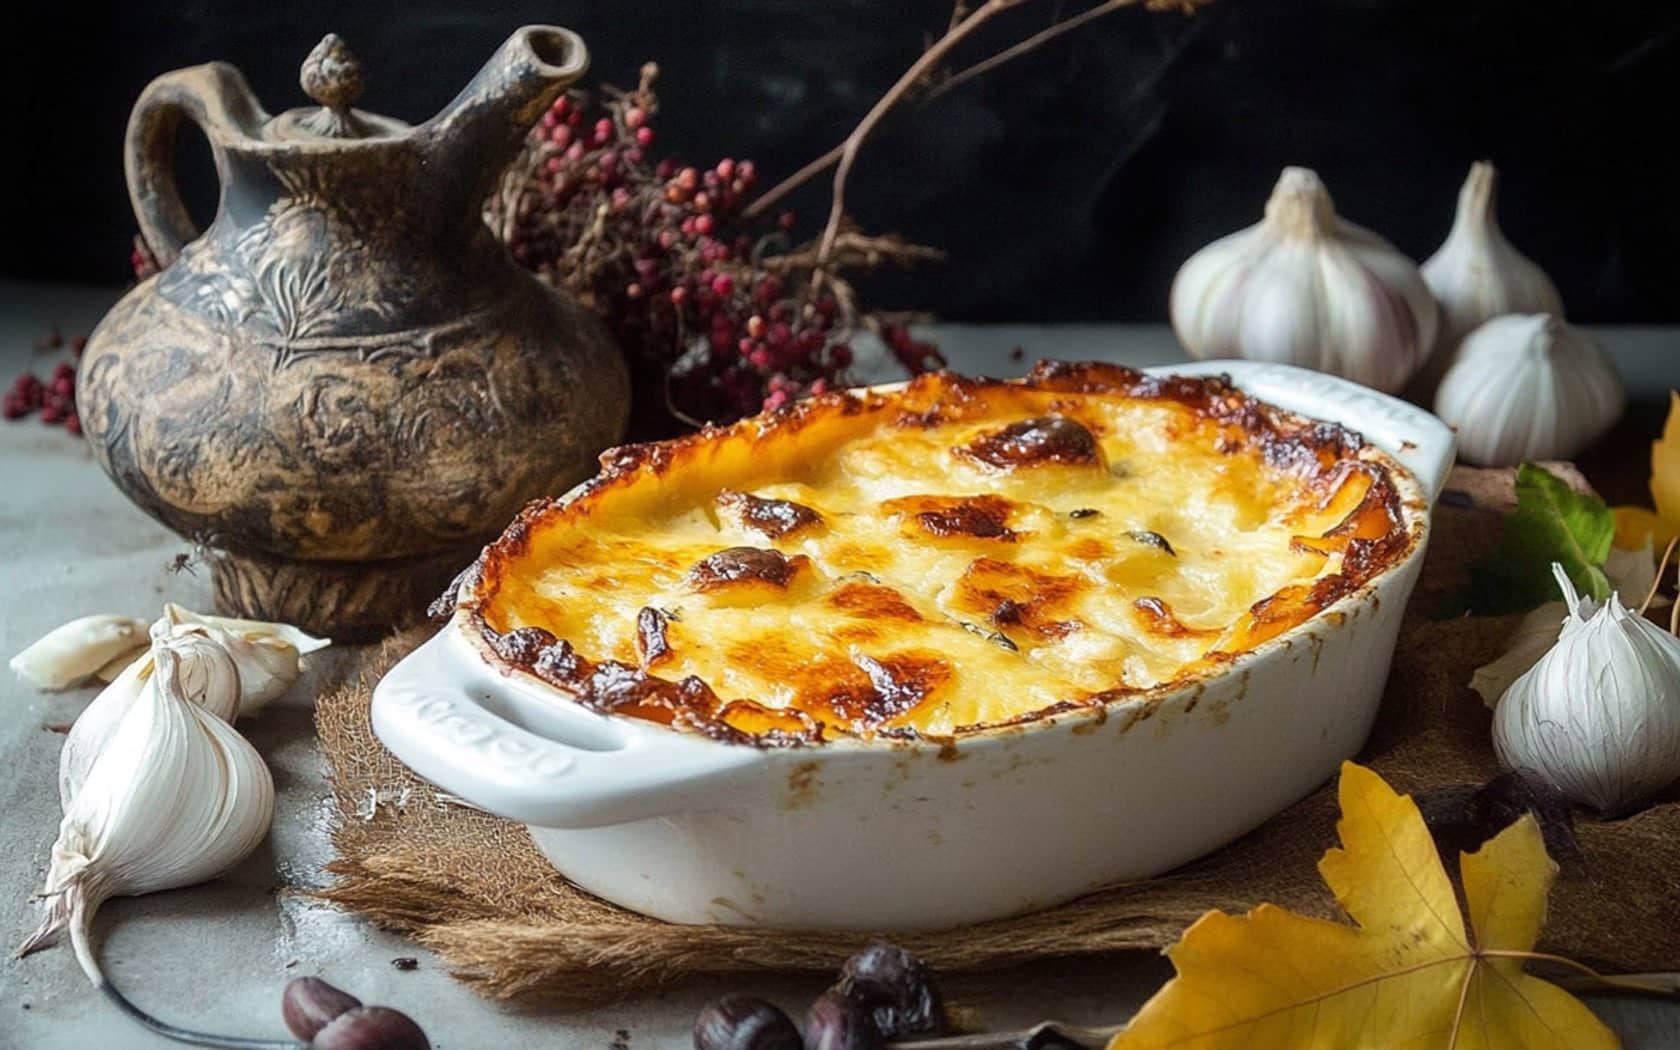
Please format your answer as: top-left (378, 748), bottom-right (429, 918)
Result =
top-left (489, 64), bottom-right (941, 429)
top-left (3, 332), bottom-right (84, 436)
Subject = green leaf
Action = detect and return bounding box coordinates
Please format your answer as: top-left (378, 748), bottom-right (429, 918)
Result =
top-left (1464, 464), bottom-right (1614, 614)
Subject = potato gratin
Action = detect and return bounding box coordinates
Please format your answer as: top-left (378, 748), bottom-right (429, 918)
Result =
top-left (452, 362), bottom-right (1417, 745)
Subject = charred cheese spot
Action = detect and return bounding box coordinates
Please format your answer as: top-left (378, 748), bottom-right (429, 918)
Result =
top-left (725, 636), bottom-right (874, 718)
top-left (716, 489), bottom-right (823, 538)
top-left (951, 558), bottom-right (1085, 640)
top-left (827, 581), bottom-right (924, 622)
top-left (883, 495), bottom-right (1020, 542)
top-left (686, 547), bottom-right (807, 592)
top-left (717, 699), bottom-right (822, 742)
top-left (531, 638), bottom-right (588, 684)
top-left (827, 581), bottom-right (926, 645)
top-left (492, 625), bottom-right (557, 665)
top-left (958, 415), bottom-right (1104, 469)
top-left (636, 606), bottom-right (672, 667)
top-left (851, 651), bottom-right (953, 726)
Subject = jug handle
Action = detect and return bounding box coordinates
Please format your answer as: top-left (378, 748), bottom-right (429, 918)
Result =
top-left (125, 63), bottom-right (265, 269)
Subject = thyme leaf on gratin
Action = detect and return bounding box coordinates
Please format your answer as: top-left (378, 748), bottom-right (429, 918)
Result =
top-left (1461, 463), bottom-right (1614, 614)
top-left (1107, 762), bottom-right (1619, 1050)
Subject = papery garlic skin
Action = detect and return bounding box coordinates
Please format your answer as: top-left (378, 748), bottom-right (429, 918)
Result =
top-left (162, 603), bottom-right (329, 712)
top-left (162, 603), bottom-right (330, 656)
top-left (56, 659), bottom-right (149, 809)
top-left (1473, 602), bottom-right (1570, 709)
top-left (1493, 564), bottom-right (1680, 815)
top-left (9, 615), bottom-right (149, 690)
top-left (1170, 167), bottom-right (1439, 393)
top-left (1417, 161), bottom-right (1563, 390)
top-left (1471, 539), bottom-right (1660, 708)
top-left (20, 644), bottom-right (274, 976)
top-left (57, 626), bottom-right (241, 807)
top-left (1435, 314), bottom-right (1625, 467)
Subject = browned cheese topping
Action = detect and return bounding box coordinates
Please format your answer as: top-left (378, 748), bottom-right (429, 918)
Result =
top-left (462, 363), bottom-right (1416, 745)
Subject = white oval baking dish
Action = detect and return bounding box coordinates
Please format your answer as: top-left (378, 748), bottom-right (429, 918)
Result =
top-left (372, 360), bottom-right (1454, 930)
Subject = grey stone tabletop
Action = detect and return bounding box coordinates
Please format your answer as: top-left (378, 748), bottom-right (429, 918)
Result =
top-left (1, 279), bottom-right (1675, 1048)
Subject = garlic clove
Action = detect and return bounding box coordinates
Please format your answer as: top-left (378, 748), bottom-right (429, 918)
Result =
top-left (1434, 314), bottom-right (1624, 467)
top-left (1492, 563), bottom-right (1680, 815)
top-left (57, 625), bottom-right (242, 807)
top-left (1417, 161), bottom-right (1564, 393)
top-left (9, 615), bottom-right (150, 691)
top-left (1170, 166), bottom-right (1438, 394)
top-left (162, 603), bottom-right (330, 654)
top-left (19, 643), bottom-right (275, 973)
top-left (56, 658), bottom-right (148, 810)
top-left (163, 622), bottom-right (296, 715)
top-left (160, 604), bottom-right (331, 715)
top-left (92, 645), bottom-right (147, 684)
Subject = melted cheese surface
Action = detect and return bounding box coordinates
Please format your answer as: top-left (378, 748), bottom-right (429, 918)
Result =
top-left (480, 378), bottom-right (1402, 740)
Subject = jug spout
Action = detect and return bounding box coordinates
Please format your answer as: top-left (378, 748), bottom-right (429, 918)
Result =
top-left (424, 26), bottom-right (589, 207)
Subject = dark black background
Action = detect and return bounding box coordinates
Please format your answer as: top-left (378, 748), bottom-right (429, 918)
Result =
top-left (5, 1), bottom-right (1677, 322)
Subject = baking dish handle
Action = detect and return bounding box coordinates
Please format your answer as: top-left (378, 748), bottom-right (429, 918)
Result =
top-left (370, 625), bottom-right (760, 828)
top-left (1148, 359), bottom-right (1457, 500)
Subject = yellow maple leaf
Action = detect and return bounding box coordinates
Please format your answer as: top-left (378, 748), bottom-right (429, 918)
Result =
top-left (1109, 762), bottom-right (1618, 1050)
top-left (1614, 390), bottom-right (1680, 550)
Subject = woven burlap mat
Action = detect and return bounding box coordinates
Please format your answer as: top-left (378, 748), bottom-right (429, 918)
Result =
top-left (311, 466), bottom-right (1680, 1003)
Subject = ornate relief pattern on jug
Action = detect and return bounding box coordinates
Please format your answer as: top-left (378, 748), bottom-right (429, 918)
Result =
top-left (77, 27), bottom-right (628, 638)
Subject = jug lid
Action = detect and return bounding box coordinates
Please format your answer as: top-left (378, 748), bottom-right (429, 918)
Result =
top-left (263, 34), bottom-right (411, 143)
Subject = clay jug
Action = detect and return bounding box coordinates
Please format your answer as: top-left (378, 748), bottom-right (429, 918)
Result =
top-left (78, 27), bottom-right (629, 638)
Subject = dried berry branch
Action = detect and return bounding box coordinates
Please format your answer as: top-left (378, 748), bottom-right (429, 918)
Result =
top-left (489, 64), bottom-right (943, 430)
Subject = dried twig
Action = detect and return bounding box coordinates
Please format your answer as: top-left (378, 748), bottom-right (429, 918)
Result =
top-left (807, 0), bottom-right (1028, 294)
top-left (745, 0), bottom-right (1206, 223)
top-left (931, 0), bottom-right (1152, 99)
top-left (759, 232), bottom-right (945, 275)
top-left (744, 143), bottom-right (846, 222)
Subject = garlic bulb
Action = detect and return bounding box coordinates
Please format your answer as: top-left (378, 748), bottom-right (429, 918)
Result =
top-left (1169, 167), bottom-right (1439, 393)
top-left (1435, 314), bottom-right (1624, 466)
top-left (9, 615), bottom-right (148, 690)
top-left (18, 642), bottom-right (275, 978)
top-left (58, 624), bottom-right (241, 807)
top-left (1492, 563), bottom-right (1680, 814)
top-left (1417, 161), bottom-right (1564, 390)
